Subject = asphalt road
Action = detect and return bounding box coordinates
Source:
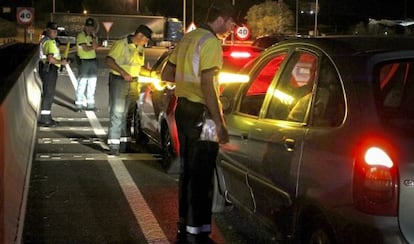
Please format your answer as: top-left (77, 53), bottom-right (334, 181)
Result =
top-left (21, 47), bottom-right (278, 244)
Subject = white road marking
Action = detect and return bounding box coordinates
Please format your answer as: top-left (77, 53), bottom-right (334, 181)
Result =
top-left (39, 111), bottom-right (168, 242)
top-left (48, 69), bottom-right (169, 243)
top-left (108, 157), bottom-right (169, 243)
top-left (85, 110), bottom-right (107, 136)
top-left (35, 153), bottom-right (160, 161)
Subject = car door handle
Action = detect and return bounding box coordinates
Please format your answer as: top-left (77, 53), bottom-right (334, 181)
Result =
top-left (284, 138), bottom-right (295, 152)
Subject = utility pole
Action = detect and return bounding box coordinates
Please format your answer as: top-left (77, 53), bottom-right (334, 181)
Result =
top-left (183, 0), bottom-right (186, 32)
top-left (314, 0), bottom-right (318, 36)
top-left (296, 0), bottom-right (299, 35)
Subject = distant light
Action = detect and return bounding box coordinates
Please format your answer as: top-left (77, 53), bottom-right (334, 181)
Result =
top-left (83, 10), bottom-right (87, 14)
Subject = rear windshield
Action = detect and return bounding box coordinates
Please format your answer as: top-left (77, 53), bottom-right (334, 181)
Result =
top-left (375, 60), bottom-right (414, 122)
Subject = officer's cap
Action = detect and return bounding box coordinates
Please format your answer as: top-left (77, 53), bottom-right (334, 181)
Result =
top-left (85, 18), bottom-right (95, 27)
top-left (135, 25), bottom-right (153, 39)
top-left (46, 21), bottom-right (58, 30)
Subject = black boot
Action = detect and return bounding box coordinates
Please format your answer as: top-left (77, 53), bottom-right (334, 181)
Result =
top-left (38, 115), bottom-right (58, 127)
top-left (175, 222), bottom-right (187, 244)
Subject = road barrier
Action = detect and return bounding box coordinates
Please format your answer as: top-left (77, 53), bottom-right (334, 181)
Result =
top-left (0, 43), bottom-right (41, 243)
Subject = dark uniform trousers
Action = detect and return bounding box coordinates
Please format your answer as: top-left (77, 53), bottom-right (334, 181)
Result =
top-left (175, 97), bottom-right (219, 235)
top-left (39, 62), bottom-right (58, 122)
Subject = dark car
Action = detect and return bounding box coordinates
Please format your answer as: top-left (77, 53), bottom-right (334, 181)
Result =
top-left (212, 36), bottom-right (414, 243)
top-left (135, 45), bottom-right (261, 173)
top-left (251, 34), bottom-right (291, 49)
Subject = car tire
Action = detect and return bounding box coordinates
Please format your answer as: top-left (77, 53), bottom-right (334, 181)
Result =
top-left (161, 124), bottom-right (180, 174)
top-left (133, 106), bottom-right (149, 144)
top-left (298, 214), bottom-right (335, 244)
top-left (211, 167), bottom-right (226, 213)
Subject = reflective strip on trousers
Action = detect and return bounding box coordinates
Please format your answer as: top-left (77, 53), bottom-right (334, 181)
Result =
top-left (120, 137), bottom-right (131, 143)
top-left (75, 101), bottom-right (86, 106)
top-left (40, 110), bottom-right (51, 115)
top-left (108, 139), bottom-right (121, 145)
top-left (186, 224), bottom-right (211, 235)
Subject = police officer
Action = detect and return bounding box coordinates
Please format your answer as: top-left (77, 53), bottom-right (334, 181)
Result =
top-left (105, 24), bottom-right (152, 155)
top-left (162, 1), bottom-right (237, 243)
top-left (38, 21), bottom-right (68, 127)
top-left (75, 17), bottom-right (99, 112)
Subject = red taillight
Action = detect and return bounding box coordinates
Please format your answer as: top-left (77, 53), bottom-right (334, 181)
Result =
top-left (353, 146), bottom-right (398, 216)
top-left (230, 51), bottom-right (252, 59)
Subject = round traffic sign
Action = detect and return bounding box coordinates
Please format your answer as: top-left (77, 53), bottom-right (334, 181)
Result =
top-left (235, 25), bottom-right (251, 41)
top-left (16, 7), bottom-right (34, 25)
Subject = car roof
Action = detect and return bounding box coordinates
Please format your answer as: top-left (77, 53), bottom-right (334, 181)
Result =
top-left (274, 36), bottom-right (414, 56)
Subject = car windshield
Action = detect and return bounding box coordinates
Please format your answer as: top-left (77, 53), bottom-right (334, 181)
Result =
top-left (375, 59), bottom-right (414, 129)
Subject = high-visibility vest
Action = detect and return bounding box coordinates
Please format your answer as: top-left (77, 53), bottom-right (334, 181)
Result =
top-left (40, 37), bottom-right (62, 68)
top-left (76, 31), bottom-right (97, 59)
top-left (108, 36), bottom-right (145, 77)
top-left (169, 27), bottom-right (222, 104)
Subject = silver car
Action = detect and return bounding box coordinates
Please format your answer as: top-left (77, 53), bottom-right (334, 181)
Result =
top-left (213, 36), bottom-right (414, 243)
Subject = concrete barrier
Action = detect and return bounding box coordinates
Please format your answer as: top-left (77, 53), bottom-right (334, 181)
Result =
top-left (0, 43), bottom-right (42, 243)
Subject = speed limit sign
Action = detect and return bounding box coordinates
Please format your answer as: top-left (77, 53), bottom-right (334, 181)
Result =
top-left (235, 25), bottom-right (251, 41)
top-left (16, 7), bottom-right (34, 25)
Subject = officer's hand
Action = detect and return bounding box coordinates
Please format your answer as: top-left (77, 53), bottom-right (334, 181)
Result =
top-left (217, 123), bottom-right (229, 144)
top-left (61, 59), bottom-right (68, 66)
top-left (121, 72), bottom-right (132, 82)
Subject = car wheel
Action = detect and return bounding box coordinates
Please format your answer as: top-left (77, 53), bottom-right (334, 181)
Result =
top-left (133, 106), bottom-right (148, 144)
top-left (161, 125), bottom-right (177, 171)
top-left (211, 167), bottom-right (226, 213)
top-left (299, 217), bottom-right (335, 244)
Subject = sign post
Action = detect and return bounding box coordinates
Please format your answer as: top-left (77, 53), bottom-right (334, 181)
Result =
top-left (234, 25), bottom-right (251, 41)
top-left (102, 21), bottom-right (113, 47)
top-left (16, 7), bottom-right (35, 43)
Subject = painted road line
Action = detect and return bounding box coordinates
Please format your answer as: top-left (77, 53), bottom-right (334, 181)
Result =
top-left (108, 157), bottom-right (169, 243)
top-left (54, 117), bottom-right (110, 122)
top-left (39, 126), bottom-right (107, 132)
top-left (85, 110), bottom-right (107, 136)
top-left (38, 137), bottom-right (106, 144)
top-left (35, 153), bottom-right (161, 161)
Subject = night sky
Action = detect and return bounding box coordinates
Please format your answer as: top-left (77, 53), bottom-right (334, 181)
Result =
top-left (321, 0), bottom-right (413, 20)
top-left (1, 0), bottom-right (413, 28)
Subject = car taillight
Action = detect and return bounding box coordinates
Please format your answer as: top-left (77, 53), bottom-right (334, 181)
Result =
top-left (230, 51), bottom-right (252, 59)
top-left (353, 145), bottom-right (398, 216)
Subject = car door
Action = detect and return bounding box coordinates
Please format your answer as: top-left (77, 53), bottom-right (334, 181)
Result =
top-left (139, 51), bottom-right (170, 140)
top-left (245, 50), bottom-right (320, 222)
top-left (220, 50), bottom-right (288, 211)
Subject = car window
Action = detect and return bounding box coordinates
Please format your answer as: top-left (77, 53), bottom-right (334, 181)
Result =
top-left (153, 51), bottom-right (171, 75)
top-left (310, 57), bottom-right (345, 127)
top-left (376, 60), bottom-right (414, 118)
top-left (265, 51), bottom-right (317, 122)
top-left (238, 53), bottom-right (287, 116)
